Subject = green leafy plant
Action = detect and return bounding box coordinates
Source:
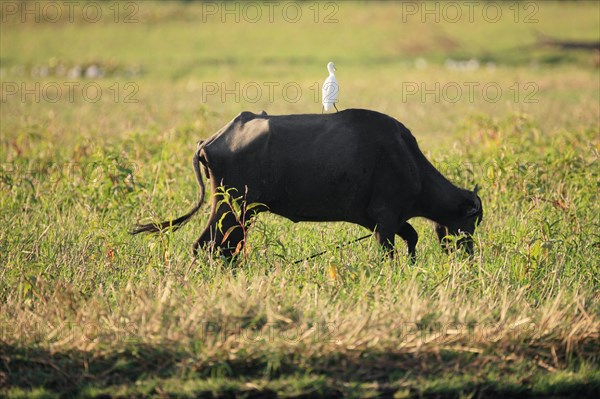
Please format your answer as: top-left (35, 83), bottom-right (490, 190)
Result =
top-left (215, 185), bottom-right (266, 259)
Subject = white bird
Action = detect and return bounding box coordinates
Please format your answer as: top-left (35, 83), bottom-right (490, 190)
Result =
top-left (322, 61), bottom-right (339, 112)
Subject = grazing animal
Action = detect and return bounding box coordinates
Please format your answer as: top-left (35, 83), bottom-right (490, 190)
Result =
top-left (322, 62), bottom-right (339, 112)
top-left (132, 109), bottom-right (483, 260)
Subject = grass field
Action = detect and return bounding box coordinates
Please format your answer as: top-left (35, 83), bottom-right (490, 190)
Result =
top-left (1, 1), bottom-right (599, 398)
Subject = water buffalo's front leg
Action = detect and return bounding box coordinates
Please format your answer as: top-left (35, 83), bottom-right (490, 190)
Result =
top-left (397, 222), bottom-right (418, 262)
top-left (374, 230), bottom-right (395, 257)
top-left (367, 201), bottom-right (399, 258)
top-left (372, 223), bottom-right (396, 258)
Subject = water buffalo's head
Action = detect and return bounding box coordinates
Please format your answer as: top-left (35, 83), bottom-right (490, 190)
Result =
top-left (435, 185), bottom-right (483, 255)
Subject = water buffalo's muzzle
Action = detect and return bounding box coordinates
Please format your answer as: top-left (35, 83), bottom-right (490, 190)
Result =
top-left (458, 236), bottom-right (474, 256)
top-left (435, 224), bottom-right (474, 256)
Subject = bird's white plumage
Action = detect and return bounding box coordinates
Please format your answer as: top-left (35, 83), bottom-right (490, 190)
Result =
top-left (322, 61), bottom-right (338, 112)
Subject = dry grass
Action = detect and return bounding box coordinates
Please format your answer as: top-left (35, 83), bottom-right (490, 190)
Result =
top-left (2, 271), bottom-right (598, 396)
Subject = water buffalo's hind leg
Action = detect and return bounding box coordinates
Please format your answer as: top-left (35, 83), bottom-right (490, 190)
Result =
top-left (397, 222), bottom-right (418, 263)
top-left (192, 206), bottom-right (245, 259)
top-left (191, 217), bottom-right (217, 256)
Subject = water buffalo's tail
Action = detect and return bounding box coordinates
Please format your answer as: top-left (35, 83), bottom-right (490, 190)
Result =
top-left (131, 143), bottom-right (206, 234)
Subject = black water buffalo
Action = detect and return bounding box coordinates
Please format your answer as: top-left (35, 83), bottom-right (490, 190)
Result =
top-left (133, 109), bottom-right (482, 260)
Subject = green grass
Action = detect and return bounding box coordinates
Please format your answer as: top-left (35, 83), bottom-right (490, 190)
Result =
top-left (1, 1), bottom-right (599, 398)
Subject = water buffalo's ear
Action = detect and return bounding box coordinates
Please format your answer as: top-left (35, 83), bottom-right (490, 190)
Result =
top-left (466, 205), bottom-right (479, 217)
top-left (461, 198), bottom-right (480, 217)
top-left (260, 110), bottom-right (268, 116)
top-left (467, 185), bottom-right (482, 217)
